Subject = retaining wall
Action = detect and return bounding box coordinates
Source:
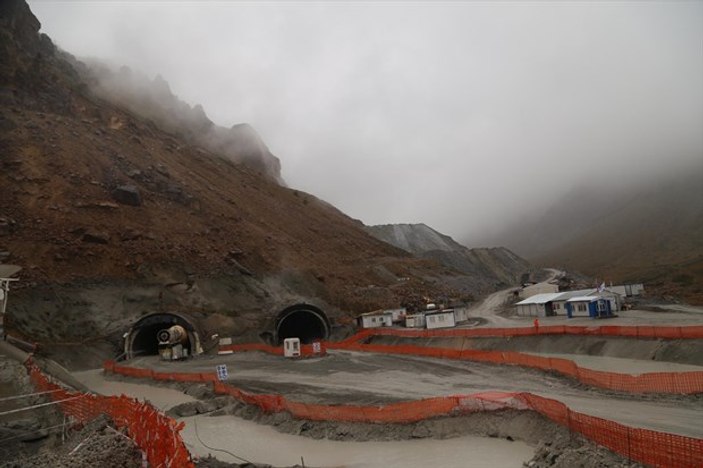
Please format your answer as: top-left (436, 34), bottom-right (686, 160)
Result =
top-left (346, 324), bottom-right (703, 340)
top-left (219, 341), bottom-right (327, 357)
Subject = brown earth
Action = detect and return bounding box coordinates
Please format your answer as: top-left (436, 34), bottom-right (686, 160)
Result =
top-left (0, 354), bottom-right (141, 467)
top-left (0, 0), bottom-right (475, 355)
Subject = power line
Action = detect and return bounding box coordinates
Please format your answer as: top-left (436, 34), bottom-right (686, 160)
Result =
top-left (0, 396), bottom-right (85, 417)
top-left (0, 389), bottom-right (62, 402)
top-left (192, 418), bottom-right (253, 465)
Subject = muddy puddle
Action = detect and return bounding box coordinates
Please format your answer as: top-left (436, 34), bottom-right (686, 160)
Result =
top-left (181, 413), bottom-right (534, 468)
top-left (74, 368), bottom-right (533, 467)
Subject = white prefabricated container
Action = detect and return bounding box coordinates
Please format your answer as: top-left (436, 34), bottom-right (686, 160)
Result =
top-left (426, 310), bottom-right (456, 329)
top-left (358, 312), bottom-right (393, 328)
top-left (283, 338), bottom-right (301, 358)
top-left (385, 308), bottom-right (407, 323)
top-left (405, 313), bottom-right (426, 328)
top-left (453, 307), bottom-right (470, 322)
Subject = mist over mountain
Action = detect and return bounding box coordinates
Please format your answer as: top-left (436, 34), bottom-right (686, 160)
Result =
top-left (479, 166), bottom-right (703, 303)
top-left (27, 1), bottom-right (703, 244)
top-left (79, 61), bottom-right (283, 183)
top-left (0, 0), bottom-right (476, 353)
top-left (367, 223), bottom-right (532, 294)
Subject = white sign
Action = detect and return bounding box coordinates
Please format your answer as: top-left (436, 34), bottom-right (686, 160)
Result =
top-left (312, 342), bottom-right (321, 354)
top-left (216, 364), bottom-right (228, 381)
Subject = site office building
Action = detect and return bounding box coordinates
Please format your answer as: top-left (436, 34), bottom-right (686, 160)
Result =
top-left (516, 289), bottom-right (623, 318)
top-left (357, 310), bottom-right (393, 328)
top-left (425, 309), bottom-right (456, 329)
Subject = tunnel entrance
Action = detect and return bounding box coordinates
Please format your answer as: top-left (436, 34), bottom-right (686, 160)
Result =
top-left (124, 312), bottom-right (200, 359)
top-left (275, 304), bottom-right (330, 345)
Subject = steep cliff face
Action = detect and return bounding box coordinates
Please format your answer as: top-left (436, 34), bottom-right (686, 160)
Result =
top-left (0, 0), bottom-right (463, 352)
top-left (366, 224), bottom-right (532, 293)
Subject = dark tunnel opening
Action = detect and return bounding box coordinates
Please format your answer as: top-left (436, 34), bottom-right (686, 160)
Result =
top-left (131, 323), bottom-right (179, 356)
top-left (276, 306), bottom-right (329, 345)
top-left (127, 313), bottom-right (194, 358)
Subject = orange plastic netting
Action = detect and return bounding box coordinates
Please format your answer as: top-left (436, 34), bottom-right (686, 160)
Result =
top-left (107, 361), bottom-right (703, 468)
top-left (28, 360), bottom-right (193, 468)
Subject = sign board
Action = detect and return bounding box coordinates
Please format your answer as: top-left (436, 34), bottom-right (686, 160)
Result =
top-left (216, 364), bottom-right (228, 381)
top-left (312, 342), bottom-right (321, 354)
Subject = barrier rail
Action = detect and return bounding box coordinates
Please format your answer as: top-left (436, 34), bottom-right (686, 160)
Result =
top-left (343, 324), bottom-right (703, 341)
top-left (220, 341), bottom-right (327, 357)
top-left (105, 361), bottom-right (703, 468)
top-left (26, 360), bottom-right (193, 467)
top-left (218, 333), bottom-right (703, 394)
top-left (331, 342), bottom-right (703, 394)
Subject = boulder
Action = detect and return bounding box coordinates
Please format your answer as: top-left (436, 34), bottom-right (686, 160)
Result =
top-left (82, 230), bottom-right (110, 244)
top-left (112, 185), bottom-right (142, 206)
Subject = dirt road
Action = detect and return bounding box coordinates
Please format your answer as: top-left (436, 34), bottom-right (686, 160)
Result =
top-left (465, 268), bottom-right (560, 326)
top-left (128, 350), bottom-right (703, 438)
top-left (465, 268), bottom-right (703, 328)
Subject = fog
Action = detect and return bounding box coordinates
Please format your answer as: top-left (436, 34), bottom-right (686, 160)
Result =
top-left (29, 1), bottom-right (703, 245)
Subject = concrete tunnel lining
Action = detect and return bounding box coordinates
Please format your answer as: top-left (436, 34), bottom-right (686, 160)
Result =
top-left (275, 304), bottom-right (330, 345)
top-left (125, 312), bottom-right (201, 359)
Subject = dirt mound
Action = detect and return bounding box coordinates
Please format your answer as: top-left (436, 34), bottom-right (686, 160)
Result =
top-left (1, 414), bottom-right (142, 468)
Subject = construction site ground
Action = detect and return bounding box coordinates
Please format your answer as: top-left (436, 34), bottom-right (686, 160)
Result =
top-left (73, 368), bottom-right (635, 468)
top-left (118, 349), bottom-right (702, 438)
top-left (66, 281), bottom-right (703, 466)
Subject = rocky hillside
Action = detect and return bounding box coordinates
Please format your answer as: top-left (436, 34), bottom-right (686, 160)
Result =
top-left (366, 224), bottom-right (532, 293)
top-left (0, 0), bottom-right (466, 354)
top-left (82, 61), bottom-right (284, 184)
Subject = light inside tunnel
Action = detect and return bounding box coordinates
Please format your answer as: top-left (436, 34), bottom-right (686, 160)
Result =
top-left (131, 322), bottom-right (181, 356)
top-left (126, 313), bottom-right (194, 358)
top-left (276, 306), bottom-right (329, 345)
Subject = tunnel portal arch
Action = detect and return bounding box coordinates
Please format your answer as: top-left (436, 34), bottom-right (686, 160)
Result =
top-left (124, 312), bottom-right (202, 359)
top-left (275, 304), bottom-right (330, 345)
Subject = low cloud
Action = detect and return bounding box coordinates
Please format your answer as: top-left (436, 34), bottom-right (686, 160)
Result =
top-left (30, 1), bottom-right (703, 243)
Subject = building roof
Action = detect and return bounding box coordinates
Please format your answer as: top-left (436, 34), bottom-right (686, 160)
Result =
top-left (515, 293), bottom-right (564, 305)
top-left (553, 289), bottom-right (596, 300)
top-left (359, 310), bottom-right (392, 317)
top-left (518, 287), bottom-right (622, 306)
top-left (425, 309), bottom-right (454, 316)
top-left (566, 296), bottom-right (600, 303)
top-left (0, 265), bottom-right (21, 278)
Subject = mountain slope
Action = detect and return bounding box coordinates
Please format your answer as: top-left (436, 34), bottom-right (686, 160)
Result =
top-left (0, 0), bottom-right (463, 348)
top-left (485, 168), bottom-right (703, 304)
top-left (366, 223), bottom-right (532, 293)
top-left (81, 61), bottom-right (284, 184)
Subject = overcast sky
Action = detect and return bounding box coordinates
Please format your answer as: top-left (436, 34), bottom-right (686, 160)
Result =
top-left (29, 1), bottom-right (703, 245)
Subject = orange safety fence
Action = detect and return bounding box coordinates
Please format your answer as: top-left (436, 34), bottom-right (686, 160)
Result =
top-left (215, 336), bottom-right (703, 394)
top-left (106, 361), bottom-right (703, 468)
top-left (339, 324), bottom-right (703, 341)
top-left (27, 359), bottom-right (193, 468)
top-left (219, 341), bottom-right (327, 357)
top-left (332, 341), bottom-right (703, 394)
